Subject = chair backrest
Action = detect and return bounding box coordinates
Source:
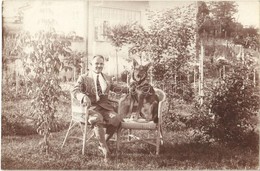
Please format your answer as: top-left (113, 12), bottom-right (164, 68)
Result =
top-left (71, 94), bottom-right (86, 123)
top-left (154, 88), bottom-right (166, 102)
top-left (154, 88), bottom-right (167, 124)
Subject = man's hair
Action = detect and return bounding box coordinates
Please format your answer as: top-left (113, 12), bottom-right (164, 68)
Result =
top-left (92, 55), bottom-right (105, 61)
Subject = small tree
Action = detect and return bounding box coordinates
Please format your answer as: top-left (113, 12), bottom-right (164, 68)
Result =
top-left (16, 30), bottom-right (74, 153)
top-left (106, 24), bottom-right (134, 81)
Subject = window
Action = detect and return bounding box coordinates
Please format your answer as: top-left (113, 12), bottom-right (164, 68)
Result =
top-left (94, 7), bottom-right (141, 41)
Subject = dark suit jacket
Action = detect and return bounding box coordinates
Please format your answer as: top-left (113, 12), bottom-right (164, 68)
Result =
top-left (72, 71), bottom-right (127, 111)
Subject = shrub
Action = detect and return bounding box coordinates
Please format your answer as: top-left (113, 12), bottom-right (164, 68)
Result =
top-left (163, 99), bottom-right (195, 132)
top-left (2, 79), bottom-right (30, 102)
top-left (2, 115), bottom-right (17, 136)
top-left (192, 63), bottom-right (260, 148)
top-left (2, 97), bottom-right (71, 136)
top-left (1, 113), bottom-right (36, 136)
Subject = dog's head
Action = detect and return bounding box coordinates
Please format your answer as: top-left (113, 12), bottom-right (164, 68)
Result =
top-left (132, 59), bottom-right (151, 82)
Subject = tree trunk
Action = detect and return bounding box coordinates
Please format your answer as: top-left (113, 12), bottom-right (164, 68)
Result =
top-left (44, 134), bottom-right (49, 155)
top-left (253, 68), bottom-right (256, 87)
top-left (193, 68), bottom-right (196, 92)
top-left (116, 49), bottom-right (119, 82)
top-left (73, 66), bottom-right (76, 82)
top-left (223, 65), bottom-right (225, 78)
top-left (199, 41), bottom-right (204, 105)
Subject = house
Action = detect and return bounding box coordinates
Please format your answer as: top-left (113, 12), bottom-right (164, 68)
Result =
top-left (2, 0), bottom-right (150, 82)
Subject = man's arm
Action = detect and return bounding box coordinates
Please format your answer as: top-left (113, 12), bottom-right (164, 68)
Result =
top-left (71, 75), bottom-right (91, 106)
top-left (110, 80), bottom-right (129, 94)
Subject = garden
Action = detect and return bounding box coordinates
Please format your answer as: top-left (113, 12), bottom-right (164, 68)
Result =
top-left (2, 1), bottom-right (260, 170)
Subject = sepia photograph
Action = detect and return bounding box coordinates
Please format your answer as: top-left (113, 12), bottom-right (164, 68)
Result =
top-left (1, 0), bottom-right (260, 169)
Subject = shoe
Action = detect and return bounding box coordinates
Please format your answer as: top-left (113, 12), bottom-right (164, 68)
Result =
top-left (98, 145), bottom-right (110, 162)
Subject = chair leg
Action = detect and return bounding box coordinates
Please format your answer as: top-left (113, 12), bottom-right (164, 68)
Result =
top-left (156, 130), bottom-right (160, 155)
top-left (82, 107), bottom-right (90, 155)
top-left (86, 129), bottom-right (95, 142)
top-left (116, 127), bottom-right (122, 156)
top-left (82, 119), bottom-right (88, 155)
top-left (61, 120), bottom-right (74, 148)
top-left (160, 125), bottom-right (164, 145)
top-left (127, 129), bottom-right (132, 141)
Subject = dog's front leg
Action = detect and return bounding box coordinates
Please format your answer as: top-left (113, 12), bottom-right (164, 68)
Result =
top-left (150, 101), bottom-right (158, 122)
top-left (136, 93), bottom-right (145, 119)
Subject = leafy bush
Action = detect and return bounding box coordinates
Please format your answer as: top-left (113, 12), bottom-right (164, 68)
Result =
top-left (1, 115), bottom-right (36, 136)
top-left (186, 63), bottom-right (259, 149)
top-left (163, 99), bottom-right (195, 132)
top-left (2, 115), bottom-right (18, 136)
top-left (2, 79), bottom-right (30, 101)
top-left (1, 97), bottom-right (70, 136)
top-left (207, 64), bottom-right (259, 147)
top-left (2, 99), bottom-right (36, 136)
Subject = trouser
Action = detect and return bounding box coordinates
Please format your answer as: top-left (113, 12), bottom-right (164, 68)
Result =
top-left (88, 107), bottom-right (122, 157)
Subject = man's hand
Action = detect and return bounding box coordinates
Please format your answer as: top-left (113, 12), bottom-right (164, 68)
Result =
top-left (82, 96), bottom-right (91, 107)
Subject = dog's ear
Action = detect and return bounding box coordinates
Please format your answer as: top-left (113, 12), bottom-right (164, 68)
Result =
top-left (144, 62), bottom-right (152, 71)
top-left (133, 59), bottom-right (139, 68)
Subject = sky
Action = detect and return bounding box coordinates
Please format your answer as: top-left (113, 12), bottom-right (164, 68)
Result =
top-left (235, 0), bottom-right (259, 27)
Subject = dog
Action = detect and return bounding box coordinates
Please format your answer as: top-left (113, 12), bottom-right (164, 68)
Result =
top-left (118, 59), bottom-right (159, 123)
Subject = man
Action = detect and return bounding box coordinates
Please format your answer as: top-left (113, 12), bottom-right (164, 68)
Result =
top-left (72, 55), bottom-right (127, 162)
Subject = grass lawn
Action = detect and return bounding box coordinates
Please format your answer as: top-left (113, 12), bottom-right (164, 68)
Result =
top-left (1, 98), bottom-right (259, 170)
top-left (1, 129), bottom-right (259, 170)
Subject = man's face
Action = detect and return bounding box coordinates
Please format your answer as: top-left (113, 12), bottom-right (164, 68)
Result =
top-left (91, 56), bottom-right (104, 74)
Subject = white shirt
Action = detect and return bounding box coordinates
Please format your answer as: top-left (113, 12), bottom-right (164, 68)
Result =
top-left (92, 71), bottom-right (107, 101)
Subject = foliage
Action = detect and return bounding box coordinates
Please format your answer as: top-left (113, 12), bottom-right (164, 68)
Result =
top-left (232, 25), bottom-right (260, 49)
top-left (2, 97), bottom-right (70, 137)
top-left (147, 4), bottom-right (196, 60)
top-left (1, 115), bottom-right (36, 136)
top-left (106, 23), bottom-right (135, 80)
top-left (109, 5), bottom-right (196, 99)
top-left (106, 23), bottom-right (134, 49)
top-left (2, 80), bottom-right (19, 101)
top-left (107, 4), bottom-right (196, 78)
top-left (207, 63), bottom-right (259, 146)
top-left (186, 61), bottom-right (260, 149)
top-left (197, 1), bottom-right (212, 37)
top-left (163, 98), bottom-right (195, 132)
top-left (206, 1), bottom-right (238, 38)
top-left (198, 1), bottom-right (260, 50)
top-left (128, 24), bottom-right (151, 57)
top-left (148, 4), bottom-right (196, 111)
top-left (6, 29), bottom-right (76, 153)
top-left (1, 99), bottom-right (36, 136)
top-left (63, 50), bottom-right (84, 81)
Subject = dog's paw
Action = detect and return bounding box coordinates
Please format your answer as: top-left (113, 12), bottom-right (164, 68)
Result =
top-left (130, 113), bottom-right (139, 121)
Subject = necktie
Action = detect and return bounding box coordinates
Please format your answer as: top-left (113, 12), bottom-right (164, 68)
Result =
top-left (96, 74), bottom-right (102, 97)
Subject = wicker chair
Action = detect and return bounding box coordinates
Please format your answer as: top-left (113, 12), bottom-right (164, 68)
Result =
top-left (61, 92), bottom-right (120, 155)
top-left (116, 88), bottom-right (167, 155)
top-left (61, 94), bottom-right (94, 155)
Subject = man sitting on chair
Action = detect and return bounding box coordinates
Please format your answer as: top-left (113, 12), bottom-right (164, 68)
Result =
top-left (72, 55), bottom-right (127, 162)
